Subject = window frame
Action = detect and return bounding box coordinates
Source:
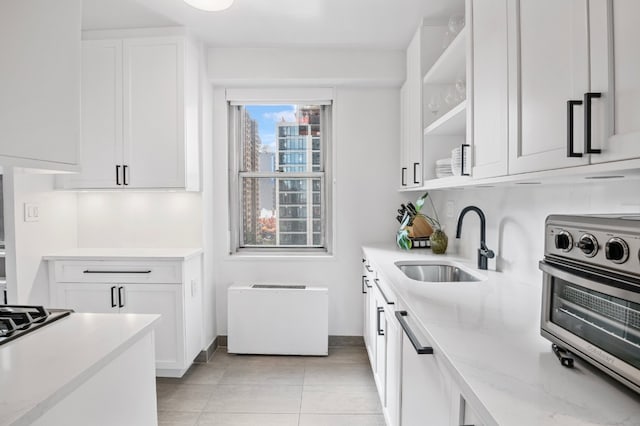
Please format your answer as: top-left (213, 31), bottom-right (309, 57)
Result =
top-left (227, 89), bottom-right (334, 255)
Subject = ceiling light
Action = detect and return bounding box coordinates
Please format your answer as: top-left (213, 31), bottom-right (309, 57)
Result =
top-left (183, 0), bottom-right (234, 12)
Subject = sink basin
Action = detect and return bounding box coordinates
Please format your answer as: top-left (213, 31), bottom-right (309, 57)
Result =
top-left (395, 261), bottom-right (484, 283)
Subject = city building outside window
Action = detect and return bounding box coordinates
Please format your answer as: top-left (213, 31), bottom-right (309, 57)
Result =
top-left (229, 100), bottom-right (332, 253)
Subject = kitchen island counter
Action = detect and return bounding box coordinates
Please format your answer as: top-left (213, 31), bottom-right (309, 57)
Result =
top-left (363, 243), bottom-right (640, 426)
top-left (0, 313), bottom-right (159, 426)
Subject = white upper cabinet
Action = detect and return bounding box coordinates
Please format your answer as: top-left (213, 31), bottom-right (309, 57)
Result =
top-left (506, 0), bottom-right (640, 174)
top-left (0, 0), bottom-right (81, 170)
top-left (60, 33), bottom-right (200, 190)
top-left (400, 27), bottom-right (426, 188)
top-left (124, 38), bottom-right (190, 188)
top-left (507, 0), bottom-right (591, 174)
top-left (589, 0), bottom-right (640, 163)
top-left (412, 0), bottom-right (640, 189)
top-left (66, 40), bottom-right (124, 188)
top-left (471, 0), bottom-right (509, 179)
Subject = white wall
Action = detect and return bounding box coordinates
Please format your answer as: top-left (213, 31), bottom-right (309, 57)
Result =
top-left (207, 48), bottom-right (405, 87)
top-left (211, 86), bottom-right (403, 336)
top-left (4, 170), bottom-right (78, 305)
top-left (429, 180), bottom-right (640, 283)
top-left (76, 192), bottom-right (202, 248)
top-left (200, 49), bottom-right (217, 348)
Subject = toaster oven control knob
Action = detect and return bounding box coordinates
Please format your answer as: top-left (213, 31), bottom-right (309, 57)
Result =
top-left (578, 234), bottom-right (598, 258)
top-left (554, 231), bottom-right (573, 252)
top-left (605, 238), bottom-right (629, 264)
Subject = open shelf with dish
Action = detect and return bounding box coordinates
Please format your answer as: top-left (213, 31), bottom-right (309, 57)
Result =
top-left (420, 1), bottom-right (470, 186)
top-left (424, 101), bottom-right (466, 136)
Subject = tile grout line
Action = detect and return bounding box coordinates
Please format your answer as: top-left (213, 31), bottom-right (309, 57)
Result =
top-left (297, 362), bottom-right (306, 426)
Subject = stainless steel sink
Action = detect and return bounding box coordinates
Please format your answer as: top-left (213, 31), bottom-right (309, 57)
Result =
top-left (395, 261), bottom-right (484, 283)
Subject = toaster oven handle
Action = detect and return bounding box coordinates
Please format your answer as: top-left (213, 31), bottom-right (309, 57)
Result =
top-left (539, 260), bottom-right (640, 301)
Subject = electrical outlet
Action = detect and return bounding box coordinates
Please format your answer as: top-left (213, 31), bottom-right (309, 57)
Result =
top-left (24, 203), bottom-right (40, 222)
top-left (446, 200), bottom-right (455, 218)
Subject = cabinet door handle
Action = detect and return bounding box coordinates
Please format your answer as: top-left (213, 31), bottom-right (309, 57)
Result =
top-left (123, 164), bottom-right (129, 186)
top-left (362, 275), bottom-right (368, 294)
top-left (110, 286), bottom-right (117, 308)
top-left (396, 310), bottom-right (433, 354)
top-left (413, 162), bottom-right (420, 184)
top-left (584, 92), bottom-right (602, 154)
top-left (116, 165), bottom-right (122, 185)
top-left (83, 270), bottom-right (152, 274)
top-left (401, 167), bottom-right (407, 186)
top-left (461, 144), bottom-right (470, 176)
top-left (118, 286), bottom-right (125, 308)
top-left (377, 306), bottom-right (385, 336)
top-left (566, 100), bottom-right (583, 157)
top-left (373, 278), bottom-right (394, 305)
top-left (365, 264), bottom-right (373, 273)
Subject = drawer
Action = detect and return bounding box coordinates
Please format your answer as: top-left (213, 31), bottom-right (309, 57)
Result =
top-left (53, 261), bottom-right (182, 284)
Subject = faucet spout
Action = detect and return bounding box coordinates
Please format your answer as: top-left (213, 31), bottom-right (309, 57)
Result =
top-left (455, 206), bottom-right (493, 270)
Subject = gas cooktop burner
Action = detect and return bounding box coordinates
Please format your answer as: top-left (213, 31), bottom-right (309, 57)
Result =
top-left (0, 305), bottom-right (72, 346)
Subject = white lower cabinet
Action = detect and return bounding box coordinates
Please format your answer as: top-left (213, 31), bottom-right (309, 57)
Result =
top-left (397, 310), bottom-right (452, 426)
top-left (395, 308), bottom-right (491, 426)
top-left (362, 254), bottom-right (490, 426)
top-left (361, 255), bottom-right (401, 426)
top-left (362, 259), bottom-right (376, 365)
top-left (384, 304), bottom-right (402, 426)
top-left (49, 256), bottom-right (202, 377)
top-left (459, 395), bottom-right (485, 426)
top-left (373, 284), bottom-right (387, 399)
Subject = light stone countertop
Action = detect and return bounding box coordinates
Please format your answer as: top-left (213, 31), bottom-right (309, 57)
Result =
top-left (363, 243), bottom-right (640, 426)
top-left (0, 313), bottom-right (159, 426)
top-left (43, 247), bottom-right (203, 261)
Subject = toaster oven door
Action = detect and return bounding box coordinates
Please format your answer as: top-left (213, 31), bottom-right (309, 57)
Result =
top-left (539, 261), bottom-right (640, 391)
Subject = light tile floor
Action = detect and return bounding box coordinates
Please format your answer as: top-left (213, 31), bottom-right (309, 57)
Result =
top-left (157, 346), bottom-right (386, 426)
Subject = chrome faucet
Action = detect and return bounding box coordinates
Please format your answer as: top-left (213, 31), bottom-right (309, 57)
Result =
top-left (455, 206), bottom-right (495, 270)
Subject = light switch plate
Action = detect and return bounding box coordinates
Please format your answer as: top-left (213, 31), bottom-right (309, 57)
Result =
top-left (24, 203), bottom-right (39, 222)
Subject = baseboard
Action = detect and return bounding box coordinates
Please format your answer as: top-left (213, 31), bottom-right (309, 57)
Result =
top-left (213, 335), bottom-right (363, 349)
top-left (194, 337), bottom-right (219, 363)
top-left (328, 335), bottom-right (364, 347)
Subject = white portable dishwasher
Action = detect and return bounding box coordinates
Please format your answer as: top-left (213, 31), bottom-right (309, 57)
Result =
top-left (227, 283), bottom-right (328, 355)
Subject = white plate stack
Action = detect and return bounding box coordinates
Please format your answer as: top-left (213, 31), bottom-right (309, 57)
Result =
top-left (435, 158), bottom-right (453, 178)
top-left (451, 146), bottom-right (468, 176)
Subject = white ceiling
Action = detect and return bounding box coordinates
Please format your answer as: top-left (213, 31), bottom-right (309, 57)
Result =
top-left (82, 0), bottom-right (463, 49)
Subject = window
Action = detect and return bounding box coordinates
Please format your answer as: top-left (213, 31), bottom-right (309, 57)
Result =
top-left (229, 100), bottom-right (332, 253)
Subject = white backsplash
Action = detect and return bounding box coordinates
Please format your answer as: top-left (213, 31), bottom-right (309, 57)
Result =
top-left (77, 192), bottom-right (203, 248)
top-left (428, 180), bottom-right (640, 284)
